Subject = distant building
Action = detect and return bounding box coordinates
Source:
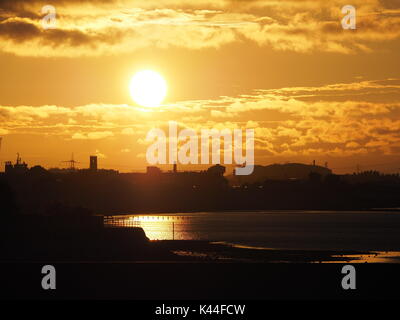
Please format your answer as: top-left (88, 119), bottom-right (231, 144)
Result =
top-left (146, 166), bottom-right (162, 175)
top-left (90, 156), bottom-right (98, 171)
top-left (228, 163), bottom-right (332, 185)
top-left (5, 154), bottom-right (28, 175)
top-left (207, 164), bottom-right (226, 176)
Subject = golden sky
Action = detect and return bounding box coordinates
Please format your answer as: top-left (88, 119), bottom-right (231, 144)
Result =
top-left (0, 0), bottom-right (399, 173)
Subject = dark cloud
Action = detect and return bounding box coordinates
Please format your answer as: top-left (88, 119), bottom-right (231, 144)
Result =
top-left (0, 19), bottom-right (40, 41)
top-left (43, 27), bottom-right (126, 48)
top-left (380, 0), bottom-right (400, 10)
top-left (0, 17), bottom-right (125, 48)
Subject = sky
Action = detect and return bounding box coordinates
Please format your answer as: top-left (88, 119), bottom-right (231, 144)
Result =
top-left (0, 0), bottom-right (399, 174)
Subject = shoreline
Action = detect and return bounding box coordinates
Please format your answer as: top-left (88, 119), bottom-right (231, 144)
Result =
top-left (151, 240), bottom-right (400, 264)
top-left (103, 208), bottom-right (400, 217)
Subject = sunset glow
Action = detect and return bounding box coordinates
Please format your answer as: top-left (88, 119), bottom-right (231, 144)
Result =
top-left (0, 0), bottom-right (399, 174)
top-left (129, 70), bottom-right (167, 108)
top-left (2, 1), bottom-right (400, 300)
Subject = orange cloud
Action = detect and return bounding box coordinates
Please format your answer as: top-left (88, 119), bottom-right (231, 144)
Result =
top-left (0, 0), bottom-right (399, 56)
top-left (1, 78), bottom-right (399, 160)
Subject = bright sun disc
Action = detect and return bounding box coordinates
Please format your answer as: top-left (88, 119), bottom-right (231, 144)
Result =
top-left (129, 70), bottom-right (167, 108)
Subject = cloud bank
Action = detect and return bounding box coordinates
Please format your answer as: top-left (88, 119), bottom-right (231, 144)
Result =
top-left (1, 79), bottom-right (400, 161)
top-left (0, 0), bottom-right (399, 56)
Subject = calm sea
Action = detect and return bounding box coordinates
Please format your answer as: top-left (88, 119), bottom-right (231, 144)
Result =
top-left (104, 210), bottom-right (400, 252)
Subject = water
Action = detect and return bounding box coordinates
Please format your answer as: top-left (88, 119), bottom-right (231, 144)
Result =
top-left (104, 210), bottom-right (400, 252)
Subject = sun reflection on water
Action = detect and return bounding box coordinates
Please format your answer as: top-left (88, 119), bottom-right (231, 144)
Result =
top-left (104, 215), bottom-right (192, 240)
top-left (324, 251), bottom-right (400, 263)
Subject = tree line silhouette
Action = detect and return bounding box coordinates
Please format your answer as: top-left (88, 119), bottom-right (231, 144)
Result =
top-left (2, 163), bottom-right (400, 216)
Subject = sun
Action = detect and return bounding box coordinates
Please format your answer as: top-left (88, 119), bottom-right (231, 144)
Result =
top-left (129, 70), bottom-right (167, 108)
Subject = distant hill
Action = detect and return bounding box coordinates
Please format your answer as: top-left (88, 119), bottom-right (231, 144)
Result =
top-left (228, 163), bottom-right (332, 184)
